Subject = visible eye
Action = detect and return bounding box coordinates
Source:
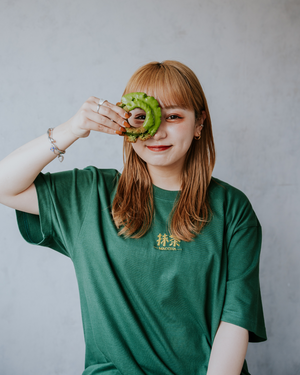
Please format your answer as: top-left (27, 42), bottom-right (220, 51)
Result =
top-left (135, 114), bottom-right (146, 120)
top-left (128, 113), bottom-right (146, 127)
top-left (167, 114), bottom-right (183, 120)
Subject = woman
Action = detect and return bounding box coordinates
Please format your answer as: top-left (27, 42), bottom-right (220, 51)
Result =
top-left (0, 61), bottom-right (266, 375)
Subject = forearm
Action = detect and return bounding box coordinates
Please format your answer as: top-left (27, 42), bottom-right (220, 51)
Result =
top-left (0, 96), bottom-right (128, 208)
top-left (0, 121), bottom-right (78, 199)
top-left (207, 321), bottom-right (248, 375)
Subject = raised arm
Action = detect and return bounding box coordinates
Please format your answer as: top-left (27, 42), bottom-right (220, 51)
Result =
top-left (0, 97), bottom-right (129, 214)
top-left (206, 321), bottom-right (248, 375)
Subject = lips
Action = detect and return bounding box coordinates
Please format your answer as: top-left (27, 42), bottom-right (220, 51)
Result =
top-left (146, 145), bottom-right (172, 152)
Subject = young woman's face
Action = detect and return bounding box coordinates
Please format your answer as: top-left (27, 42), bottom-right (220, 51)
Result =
top-left (130, 106), bottom-right (202, 170)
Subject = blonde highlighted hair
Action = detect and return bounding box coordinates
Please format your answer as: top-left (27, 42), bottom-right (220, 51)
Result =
top-left (112, 61), bottom-right (215, 242)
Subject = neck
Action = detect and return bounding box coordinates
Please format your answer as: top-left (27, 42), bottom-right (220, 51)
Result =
top-left (147, 163), bottom-right (183, 191)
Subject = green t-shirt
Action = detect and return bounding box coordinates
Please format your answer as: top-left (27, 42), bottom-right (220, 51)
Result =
top-left (16, 167), bottom-right (267, 375)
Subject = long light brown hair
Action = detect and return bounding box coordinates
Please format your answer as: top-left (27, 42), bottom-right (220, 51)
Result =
top-left (112, 61), bottom-right (215, 241)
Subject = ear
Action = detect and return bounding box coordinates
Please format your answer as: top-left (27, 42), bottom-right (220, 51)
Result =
top-left (194, 111), bottom-right (206, 137)
top-left (194, 123), bottom-right (204, 138)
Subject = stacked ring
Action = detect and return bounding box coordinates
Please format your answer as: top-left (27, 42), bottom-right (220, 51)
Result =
top-left (96, 98), bottom-right (107, 113)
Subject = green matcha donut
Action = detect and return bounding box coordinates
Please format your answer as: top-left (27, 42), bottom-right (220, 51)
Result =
top-left (117, 92), bottom-right (162, 143)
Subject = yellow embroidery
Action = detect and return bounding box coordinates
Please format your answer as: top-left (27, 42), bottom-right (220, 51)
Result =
top-left (157, 233), bottom-right (170, 246)
top-left (169, 235), bottom-right (181, 247)
top-left (155, 233), bottom-right (182, 251)
top-left (156, 233), bottom-right (162, 246)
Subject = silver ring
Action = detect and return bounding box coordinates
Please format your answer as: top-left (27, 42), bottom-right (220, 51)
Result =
top-left (96, 98), bottom-right (107, 113)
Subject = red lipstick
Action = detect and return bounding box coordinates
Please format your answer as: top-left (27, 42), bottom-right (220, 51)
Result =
top-left (147, 146), bottom-right (172, 152)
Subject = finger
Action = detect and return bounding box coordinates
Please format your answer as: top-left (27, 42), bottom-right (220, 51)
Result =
top-left (95, 105), bottom-right (129, 128)
top-left (82, 118), bottom-right (124, 136)
top-left (89, 97), bottom-right (131, 127)
top-left (91, 97), bottom-right (131, 120)
top-left (103, 101), bottom-right (132, 120)
top-left (87, 111), bottom-right (127, 132)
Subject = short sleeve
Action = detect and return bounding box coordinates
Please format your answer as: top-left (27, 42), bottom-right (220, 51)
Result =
top-left (16, 167), bottom-right (118, 258)
top-left (221, 197), bottom-right (267, 342)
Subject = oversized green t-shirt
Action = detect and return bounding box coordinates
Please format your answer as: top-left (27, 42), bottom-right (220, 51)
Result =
top-left (16, 167), bottom-right (267, 375)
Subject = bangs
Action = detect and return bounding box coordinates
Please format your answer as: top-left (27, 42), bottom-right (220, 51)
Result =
top-left (123, 62), bottom-right (195, 110)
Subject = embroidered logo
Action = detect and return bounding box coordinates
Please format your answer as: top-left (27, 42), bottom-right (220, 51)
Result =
top-left (154, 233), bottom-right (182, 251)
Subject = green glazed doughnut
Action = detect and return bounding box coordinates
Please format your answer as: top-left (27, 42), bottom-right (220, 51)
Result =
top-left (117, 92), bottom-right (162, 143)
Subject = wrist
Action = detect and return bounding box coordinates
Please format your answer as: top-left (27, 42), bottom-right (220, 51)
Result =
top-left (67, 116), bottom-right (91, 139)
top-left (47, 122), bottom-right (80, 160)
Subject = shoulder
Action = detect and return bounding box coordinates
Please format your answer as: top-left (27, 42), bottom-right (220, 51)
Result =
top-left (208, 177), bottom-right (260, 230)
top-left (36, 167), bottom-right (120, 194)
top-left (209, 177), bottom-right (249, 204)
top-left (41, 166), bottom-right (120, 182)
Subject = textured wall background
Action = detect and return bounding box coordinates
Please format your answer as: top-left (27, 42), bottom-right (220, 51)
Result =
top-left (0, 0), bottom-right (299, 374)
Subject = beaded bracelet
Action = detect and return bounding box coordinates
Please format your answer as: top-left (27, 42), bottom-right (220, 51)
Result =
top-left (47, 128), bottom-right (66, 162)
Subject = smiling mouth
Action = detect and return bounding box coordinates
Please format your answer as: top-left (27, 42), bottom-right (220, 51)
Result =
top-left (146, 145), bottom-right (172, 152)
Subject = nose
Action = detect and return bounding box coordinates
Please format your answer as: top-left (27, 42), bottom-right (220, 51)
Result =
top-left (153, 119), bottom-right (167, 141)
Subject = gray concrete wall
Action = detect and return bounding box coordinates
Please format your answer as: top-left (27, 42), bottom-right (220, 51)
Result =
top-left (0, 0), bottom-right (299, 374)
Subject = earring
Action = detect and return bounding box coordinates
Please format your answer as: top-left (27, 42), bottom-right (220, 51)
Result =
top-left (194, 123), bottom-right (204, 140)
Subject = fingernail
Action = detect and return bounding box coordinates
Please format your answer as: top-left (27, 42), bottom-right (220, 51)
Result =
top-left (123, 120), bottom-right (130, 128)
top-left (120, 126), bottom-right (126, 133)
top-left (124, 112), bottom-right (131, 119)
top-left (115, 130), bottom-right (123, 135)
